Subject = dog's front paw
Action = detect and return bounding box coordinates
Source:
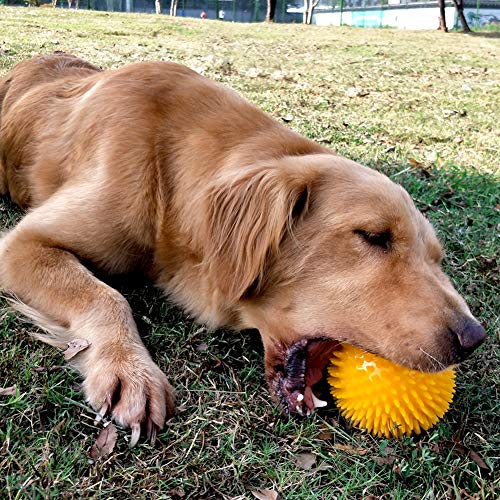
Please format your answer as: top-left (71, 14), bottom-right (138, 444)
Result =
top-left (82, 347), bottom-right (175, 446)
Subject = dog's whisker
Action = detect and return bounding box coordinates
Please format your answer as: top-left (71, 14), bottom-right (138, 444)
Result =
top-left (418, 348), bottom-right (446, 371)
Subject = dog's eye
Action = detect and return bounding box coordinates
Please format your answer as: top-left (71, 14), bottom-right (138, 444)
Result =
top-left (354, 229), bottom-right (392, 251)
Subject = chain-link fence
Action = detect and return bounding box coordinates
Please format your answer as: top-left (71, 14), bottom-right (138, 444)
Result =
top-left (3, 0), bottom-right (499, 28)
top-left (2, 0), bottom-right (298, 22)
top-left (313, 0), bottom-right (499, 29)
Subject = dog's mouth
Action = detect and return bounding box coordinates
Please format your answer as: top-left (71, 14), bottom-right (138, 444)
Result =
top-left (270, 337), bottom-right (341, 417)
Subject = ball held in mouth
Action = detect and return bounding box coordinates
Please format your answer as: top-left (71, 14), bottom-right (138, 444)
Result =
top-left (327, 343), bottom-right (456, 438)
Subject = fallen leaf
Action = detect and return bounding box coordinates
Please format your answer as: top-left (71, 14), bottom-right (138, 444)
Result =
top-left (246, 68), bottom-right (261, 78)
top-left (52, 418), bottom-right (67, 434)
top-left (373, 455), bottom-right (396, 465)
top-left (167, 488), bottom-right (185, 499)
top-left (270, 70), bottom-right (286, 80)
top-left (445, 441), bottom-right (492, 476)
top-left (294, 452), bottom-right (316, 470)
top-left (334, 444), bottom-right (369, 455)
top-left (64, 339), bottom-right (91, 361)
top-left (250, 488), bottom-right (281, 500)
top-left (90, 424), bottom-right (118, 460)
top-left (408, 157), bottom-right (424, 168)
top-left (317, 431), bottom-right (333, 440)
top-left (0, 385), bottom-right (16, 397)
top-left (408, 157), bottom-right (433, 177)
top-left (469, 450), bottom-right (490, 472)
top-left (196, 342), bottom-right (209, 352)
top-left (345, 87), bottom-right (369, 98)
top-left (35, 365), bottom-right (65, 373)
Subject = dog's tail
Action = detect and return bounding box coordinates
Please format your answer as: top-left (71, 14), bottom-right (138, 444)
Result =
top-left (4, 294), bottom-right (71, 349)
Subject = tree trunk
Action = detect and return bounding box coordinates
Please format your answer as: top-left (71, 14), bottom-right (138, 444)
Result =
top-left (303, 0), bottom-right (319, 25)
top-left (155, 0), bottom-right (161, 14)
top-left (437, 0), bottom-right (448, 31)
top-left (266, 0), bottom-right (276, 22)
top-left (451, 0), bottom-right (471, 32)
top-left (307, 6), bottom-right (313, 25)
top-left (170, 0), bottom-right (178, 16)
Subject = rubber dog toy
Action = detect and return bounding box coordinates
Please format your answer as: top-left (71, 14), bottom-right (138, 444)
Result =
top-left (328, 344), bottom-right (455, 438)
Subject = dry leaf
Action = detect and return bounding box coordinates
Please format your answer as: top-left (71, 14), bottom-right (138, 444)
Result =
top-left (294, 452), bottom-right (316, 470)
top-left (90, 424), bottom-right (118, 460)
top-left (373, 455), bottom-right (396, 465)
top-left (0, 385), bottom-right (16, 397)
top-left (52, 418), bottom-right (67, 434)
top-left (345, 87), bottom-right (359, 98)
top-left (408, 157), bottom-right (433, 177)
top-left (167, 488), bottom-right (185, 499)
top-left (64, 338), bottom-right (91, 361)
top-left (334, 444), bottom-right (369, 456)
top-left (246, 68), bottom-right (261, 78)
top-left (317, 431), bottom-right (333, 440)
top-left (196, 342), bottom-right (209, 352)
top-left (250, 488), bottom-right (281, 500)
top-left (408, 157), bottom-right (424, 168)
top-left (469, 450), bottom-right (490, 472)
top-left (444, 441), bottom-right (491, 476)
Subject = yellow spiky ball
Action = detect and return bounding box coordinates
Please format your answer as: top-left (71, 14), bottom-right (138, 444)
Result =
top-left (327, 344), bottom-right (455, 438)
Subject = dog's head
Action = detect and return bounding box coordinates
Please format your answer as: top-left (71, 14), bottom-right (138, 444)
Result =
top-left (204, 153), bottom-right (485, 416)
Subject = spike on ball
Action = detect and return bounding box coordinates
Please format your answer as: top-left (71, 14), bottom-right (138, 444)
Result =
top-left (327, 344), bottom-right (456, 438)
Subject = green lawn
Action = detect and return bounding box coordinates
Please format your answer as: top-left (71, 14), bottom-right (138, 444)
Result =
top-left (0, 6), bottom-right (498, 499)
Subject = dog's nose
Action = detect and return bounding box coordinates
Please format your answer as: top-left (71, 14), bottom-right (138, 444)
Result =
top-left (454, 317), bottom-right (486, 356)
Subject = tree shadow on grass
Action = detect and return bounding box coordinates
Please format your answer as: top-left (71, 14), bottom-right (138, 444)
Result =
top-left (468, 31), bottom-right (500, 39)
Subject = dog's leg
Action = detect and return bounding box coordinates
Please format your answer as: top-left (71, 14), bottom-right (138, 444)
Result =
top-left (0, 201), bottom-right (174, 445)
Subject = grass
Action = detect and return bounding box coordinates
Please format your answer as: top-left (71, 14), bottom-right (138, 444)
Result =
top-left (0, 6), bottom-right (498, 499)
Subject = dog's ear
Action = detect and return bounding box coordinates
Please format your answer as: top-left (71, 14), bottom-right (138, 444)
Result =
top-left (204, 160), bottom-right (319, 302)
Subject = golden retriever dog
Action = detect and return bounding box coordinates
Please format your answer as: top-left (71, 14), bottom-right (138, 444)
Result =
top-left (0, 53), bottom-right (485, 445)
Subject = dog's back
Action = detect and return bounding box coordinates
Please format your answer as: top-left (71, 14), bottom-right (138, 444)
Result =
top-left (0, 52), bottom-right (100, 117)
top-left (0, 53), bottom-right (100, 203)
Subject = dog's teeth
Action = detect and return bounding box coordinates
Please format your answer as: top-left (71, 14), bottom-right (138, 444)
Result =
top-left (312, 394), bottom-right (328, 409)
top-left (306, 409), bottom-right (312, 417)
top-left (296, 405), bottom-right (304, 416)
top-left (297, 394), bottom-right (304, 402)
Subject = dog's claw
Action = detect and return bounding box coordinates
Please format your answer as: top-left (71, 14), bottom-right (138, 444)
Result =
top-left (129, 423), bottom-right (141, 448)
top-left (147, 419), bottom-right (158, 444)
top-left (94, 403), bottom-right (108, 424)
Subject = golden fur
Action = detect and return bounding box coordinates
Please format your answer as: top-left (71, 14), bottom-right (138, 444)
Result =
top-left (0, 54), bottom-right (485, 443)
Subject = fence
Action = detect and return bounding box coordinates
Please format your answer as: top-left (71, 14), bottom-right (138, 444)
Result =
top-left (313, 0), bottom-right (500, 29)
top-left (3, 0), bottom-right (499, 28)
